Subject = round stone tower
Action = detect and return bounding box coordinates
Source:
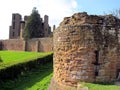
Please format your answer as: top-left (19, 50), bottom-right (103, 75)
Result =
top-left (49, 12), bottom-right (120, 90)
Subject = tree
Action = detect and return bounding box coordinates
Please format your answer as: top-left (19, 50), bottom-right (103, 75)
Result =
top-left (104, 9), bottom-right (120, 19)
top-left (23, 7), bottom-right (43, 40)
top-left (110, 9), bottom-right (120, 18)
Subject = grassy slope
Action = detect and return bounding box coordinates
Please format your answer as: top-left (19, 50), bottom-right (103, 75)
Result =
top-left (0, 62), bottom-right (53, 90)
top-left (0, 51), bottom-right (52, 69)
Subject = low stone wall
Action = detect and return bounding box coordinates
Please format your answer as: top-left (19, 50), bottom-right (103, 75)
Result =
top-left (37, 38), bottom-right (53, 52)
top-left (0, 42), bottom-right (2, 50)
top-left (0, 39), bottom-right (25, 51)
top-left (0, 38), bottom-right (53, 52)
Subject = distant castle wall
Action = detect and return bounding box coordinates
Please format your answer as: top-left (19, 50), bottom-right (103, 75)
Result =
top-left (0, 38), bottom-right (53, 52)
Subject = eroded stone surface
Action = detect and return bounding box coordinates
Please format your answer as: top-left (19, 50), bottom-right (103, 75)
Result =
top-left (49, 12), bottom-right (120, 90)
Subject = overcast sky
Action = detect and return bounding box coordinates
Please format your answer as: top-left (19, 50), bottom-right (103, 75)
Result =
top-left (0, 0), bottom-right (120, 39)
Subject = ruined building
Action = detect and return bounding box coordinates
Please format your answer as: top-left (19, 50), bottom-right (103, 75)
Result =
top-left (0, 13), bottom-right (53, 52)
top-left (49, 12), bottom-right (120, 90)
top-left (9, 13), bottom-right (51, 39)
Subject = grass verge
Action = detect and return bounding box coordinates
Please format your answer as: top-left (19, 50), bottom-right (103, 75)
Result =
top-left (0, 50), bottom-right (52, 69)
top-left (0, 62), bottom-right (53, 90)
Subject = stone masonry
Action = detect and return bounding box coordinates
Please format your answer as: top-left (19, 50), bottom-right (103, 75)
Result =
top-left (0, 38), bottom-right (53, 52)
top-left (49, 12), bottom-right (120, 90)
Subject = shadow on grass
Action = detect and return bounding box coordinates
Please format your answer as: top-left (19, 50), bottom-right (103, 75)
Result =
top-left (93, 82), bottom-right (115, 85)
top-left (0, 62), bottom-right (53, 90)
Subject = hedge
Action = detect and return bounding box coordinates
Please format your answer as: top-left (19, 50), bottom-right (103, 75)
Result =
top-left (0, 54), bottom-right (53, 81)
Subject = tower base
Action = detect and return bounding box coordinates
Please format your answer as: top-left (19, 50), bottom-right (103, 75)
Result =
top-left (48, 77), bottom-right (77, 90)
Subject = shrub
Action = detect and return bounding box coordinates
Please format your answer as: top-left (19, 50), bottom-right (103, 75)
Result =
top-left (0, 56), bottom-right (2, 63)
top-left (0, 54), bottom-right (53, 81)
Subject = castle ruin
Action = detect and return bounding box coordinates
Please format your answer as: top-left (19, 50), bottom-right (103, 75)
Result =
top-left (9, 13), bottom-right (51, 39)
top-left (0, 13), bottom-right (53, 52)
top-left (49, 12), bottom-right (120, 90)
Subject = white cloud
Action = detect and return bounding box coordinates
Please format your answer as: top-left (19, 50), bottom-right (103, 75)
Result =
top-left (71, 0), bottom-right (78, 8)
top-left (0, 0), bottom-right (35, 39)
top-left (0, 0), bottom-right (78, 39)
top-left (37, 0), bottom-right (78, 27)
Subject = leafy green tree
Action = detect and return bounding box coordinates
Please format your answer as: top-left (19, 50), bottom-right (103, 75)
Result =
top-left (23, 7), bottom-right (43, 40)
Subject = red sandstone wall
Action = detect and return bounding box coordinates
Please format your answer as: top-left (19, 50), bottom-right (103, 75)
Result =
top-left (117, 54), bottom-right (120, 76)
top-left (38, 38), bottom-right (53, 52)
top-left (0, 39), bottom-right (25, 51)
top-left (0, 38), bottom-right (53, 52)
top-left (26, 40), bottom-right (38, 52)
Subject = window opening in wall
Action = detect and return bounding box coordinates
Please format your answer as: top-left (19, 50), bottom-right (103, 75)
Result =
top-left (12, 32), bottom-right (15, 37)
top-left (94, 50), bottom-right (100, 76)
top-left (117, 69), bottom-right (120, 81)
top-left (13, 21), bottom-right (15, 29)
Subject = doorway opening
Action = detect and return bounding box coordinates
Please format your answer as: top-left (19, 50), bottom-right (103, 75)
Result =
top-left (117, 69), bottom-right (120, 81)
top-left (94, 50), bottom-right (100, 76)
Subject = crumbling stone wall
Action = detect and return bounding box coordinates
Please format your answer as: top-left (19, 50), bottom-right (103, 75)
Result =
top-left (49, 12), bottom-right (120, 90)
top-left (0, 38), bottom-right (53, 52)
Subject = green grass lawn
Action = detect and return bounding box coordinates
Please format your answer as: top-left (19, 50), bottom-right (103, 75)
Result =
top-left (85, 82), bottom-right (120, 90)
top-left (0, 50), bottom-right (53, 90)
top-left (0, 50), bottom-right (52, 69)
top-left (0, 62), bottom-right (53, 90)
